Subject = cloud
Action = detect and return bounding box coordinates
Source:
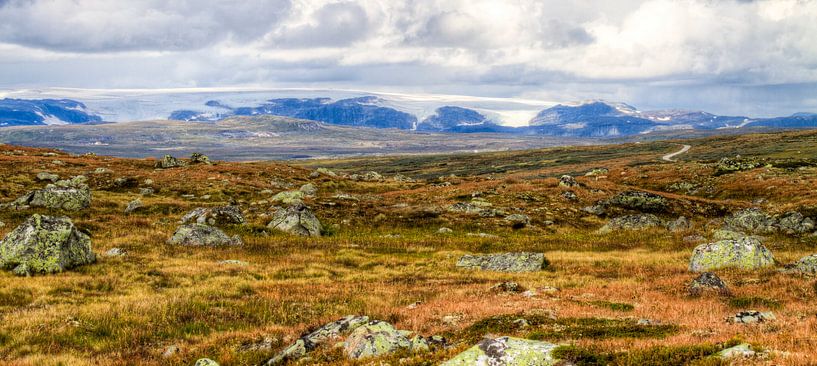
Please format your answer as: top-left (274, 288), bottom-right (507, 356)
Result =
top-left (0, 0), bottom-right (815, 115)
top-left (0, 0), bottom-right (291, 52)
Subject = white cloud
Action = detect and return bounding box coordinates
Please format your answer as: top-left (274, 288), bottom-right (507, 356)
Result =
top-left (0, 0), bottom-right (816, 115)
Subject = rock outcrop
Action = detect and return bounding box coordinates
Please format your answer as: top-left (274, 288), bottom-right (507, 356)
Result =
top-left (689, 237), bottom-right (775, 272)
top-left (267, 204), bottom-right (322, 236)
top-left (0, 214), bottom-right (95, 275)
top-left (155, 155), bottom-right (187, 169)
top-left (457, 252), bottom-right (547, 272)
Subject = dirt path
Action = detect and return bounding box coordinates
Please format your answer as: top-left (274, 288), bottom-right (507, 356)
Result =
top-left (662, 144), bottom-right (691, 161)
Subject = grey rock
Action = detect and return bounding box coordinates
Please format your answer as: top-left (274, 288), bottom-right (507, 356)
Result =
top-left (504, 214), bottom-right (531, 229)
top-left (342, 320), bottom-right (413, 359)
top-left (194, 359), bottom-right (219, 366)
top-left (561, 191), bottom-right (578, 201)
top-left (726, 311), bottom-right (775, 324)
top-left (689, 237), bottom-right (775, 272)
top-left (181, 206), bottom-right (245, 226)
top-left (155, 155), bottom-right (187, 169)
top-left (599, 213), bottom-right (663, 233)
top-left (777, 211), bottom-right (815, 235)
top-left (558, 175), bottom-right (578, 188)
top-left (218, 259), bottom-right (248, 266)
top-left (124, 198), bottom-right (143, 214)
top-left (315, 167), bottom-right (337, 177)
top-left (441, 336), bottom-right (559, 365)
top-left (604, 191), bottom-right (668, 212)
top-left (104, 248), bottom-right (127, 257)
top-left (448, 202), bottom-right (485, 215)
top-left (0, 214), bottom-right (95, 276)
top-left (687, 272), bottom-right (731, 297)
top-left (783, 254), bottom-right (817, 275)
top-left (36, 172), bottom-right (59, 182)
top-left (666, 216), bottom-right (691, 232)
top-left (10, 176), bottom-right (91, 211)
top-left (723, 208), bottom-right (778, 234)
top-left (167, 224), bottom-right (243, 247)
top-left (585, 167), bottom-right (609, 176)
top-left (271, 190), bottom-right (305, 205)
top-left (582, 205), bottom-right (606, 216)
top-left (139, 187), bottom-right (155, 196)
top-left (457, 252), bottom-right (547, 272)
top-left (267, 204), bottom-right (322, 237)
top-left (190, 152), bottom-right (211, 165)
top-left (717, 343), bottom-right (756, 359)
top-left (437, 227), bottom-right (453, 234)
top-left (299, 183), bottom-right (317, 196)
top-left (264, 315), bottom-right (370, 365)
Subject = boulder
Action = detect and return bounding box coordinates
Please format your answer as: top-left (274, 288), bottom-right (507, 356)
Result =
top-left (688, 237), bottom-right (775, 272)
top-left (723, 208), bottom-right (777, 234)
top-left (504, 214), bottom-right (530, 229)
top-left (0, 214), bottom-right (95, 275)
top-left (299, 183), bottom-right (317, 196)
top-left (155, 155), bottom-right (187, 169)
top-left (190, 152), bottom-right (211, 165)
top-left (36, 172), bottom-right (59, 182)
top-left (687, 272), bottom-right (731, 297)
top-left (726, 311), bottom-right (775, 324)
top-left (605, 191), bottom-right (668, 212)
top-left (167, 224), bottom-right (242, 246)
top-left (598, 214), bottom-right (663, 233)
top-left (784, 254), bottom-right (817, 275)
top-left (717, 343), bottom-right (756, 360)
top-left (271, 190), bottom-right (305, 205)
top-left (777, 211), bottom-right (815, 235)
top-left (11, 176), bottom-right (91, 211)
top-left (181, 206), bottom-right (245, 226)
top-left (343, 320), bottom-right (414, 359)
top-left (558, 175), bottom-right (578, 188)
top-left (267, 204), bottom-right (322, 237)
top-left (457, 252), bottom-right (547, 272)
top-left (124, 198), bottom-right (143, 214)
top-left (264, 315), bottom-right (370, 365)
top-left (441, 336), bottom-right (559, 366)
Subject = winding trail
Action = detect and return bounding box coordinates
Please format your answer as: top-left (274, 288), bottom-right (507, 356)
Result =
top-left (662, 144), bottom-right (691, 162)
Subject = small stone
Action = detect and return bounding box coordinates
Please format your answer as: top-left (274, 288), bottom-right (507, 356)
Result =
top-left (441, 314), bottom-right (464, 326)
top-left (727, 311), bottom-right (775, 324)
top-left (504, 214), bottom-right (531, 229)
top-left (442, 337), bottom-right (559, 365)
top-left (139, 188), bottom-right (155, 196)
top-left (300, 183), bottom-right (317, 196)
top-left (162, 345), bottom-right (180, 358)
top-left (559, 175), bottom-right (578, 187)
top-left (104, 248), bottom-right (127, 257)
top-left (218, 259), bottom-right (248, 266)
top-left (717, 343), bottom-right (756, 360)
top-left (687, 272), bottom-right (731, 297)
top-left (491, 281), bottom-right (525, 293)
top-left (271, 190), bottom-right (305, 205)
top-left (167, 224), bottom-right (243, 247)
top-left (437, 227), bottom-right (453, 234)
top-left (36, 172), bottom-right (59, 182)
top-left (561, 191), bottom-right (578, 201)
top-left (124, 198), bottom-right (143, 213)
top-left (190, 152), bottom-right (211, 165)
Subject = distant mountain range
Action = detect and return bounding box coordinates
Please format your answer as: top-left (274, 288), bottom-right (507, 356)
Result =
top-left (0, 99), bottom-right (101, 127)
top-left (2, 95), bottom-right (816, 138)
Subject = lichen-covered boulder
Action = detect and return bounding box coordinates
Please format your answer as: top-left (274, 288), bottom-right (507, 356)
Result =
top-left (155, 155), bottom-right (187, 169)
top-left (190, 152), bottom-right (211, 165)
top-left (558, 175), bottom-right (578, 188)
top-left (688, 237), bottom-right (775, 272)
top-left (504, 214), bottom-right (530, 229)
top-left (715, 156), bottom-right (764, 175)
top-left (441, 336), bottom-right (559, 366)
top-left (11, 176), bottom-right (91, 211)
top-left (687, 272), bottom-right (731, 297)
top-left (271, 190), bottom-right (305, 205)
top-left (605, 191), bottom-right (668, 212)
top-left (777, 211), bottom-right (815, 235)
top-left (598, 214), bottom-right (663, 233)
top-left (784, 254), bottom-right (817, 275)
top-left (167, 224), bottom-right (242, 246)
top-left (723, 208), bottom-right (778, 234)
top-left (0, 214), bottom-right (95, 276)
top-left (343, 320), bottom-right (413, 359)
top-left (457, 252), bottom-right (547, 272)
top-left (299, 183), bottom-right (317, 196)
top-left (712, 229), bottom-right (748, 241)
top-left (267, 204), bottom-right (322, 237)
top-left (194, 359), bottom-right (219, 366)
top-left (264, 315), bottom-right (370, 365)
top-left (36, 172), bottom-right (59, 182)
top-left (181, 206), bottom-right (245, 226)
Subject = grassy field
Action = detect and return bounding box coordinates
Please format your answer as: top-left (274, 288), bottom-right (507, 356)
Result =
top-left (2, 130), bottom-right (817, 365)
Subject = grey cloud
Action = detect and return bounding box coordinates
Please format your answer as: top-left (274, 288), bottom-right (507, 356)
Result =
top-left (268, 2), bottom-right (372, 48)
top-left (0, 0), bottom-right (291, 52)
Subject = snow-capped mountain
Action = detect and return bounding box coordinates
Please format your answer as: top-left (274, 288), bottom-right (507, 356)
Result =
top-left (0, 99), bottom-right (102, 127)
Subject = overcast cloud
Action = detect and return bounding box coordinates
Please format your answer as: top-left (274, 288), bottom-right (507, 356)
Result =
top-left (0, 0), bottom-right (816, 116)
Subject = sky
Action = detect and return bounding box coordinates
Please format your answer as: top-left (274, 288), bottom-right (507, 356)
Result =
top-left (0, 0), bottom-right (816, 117)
